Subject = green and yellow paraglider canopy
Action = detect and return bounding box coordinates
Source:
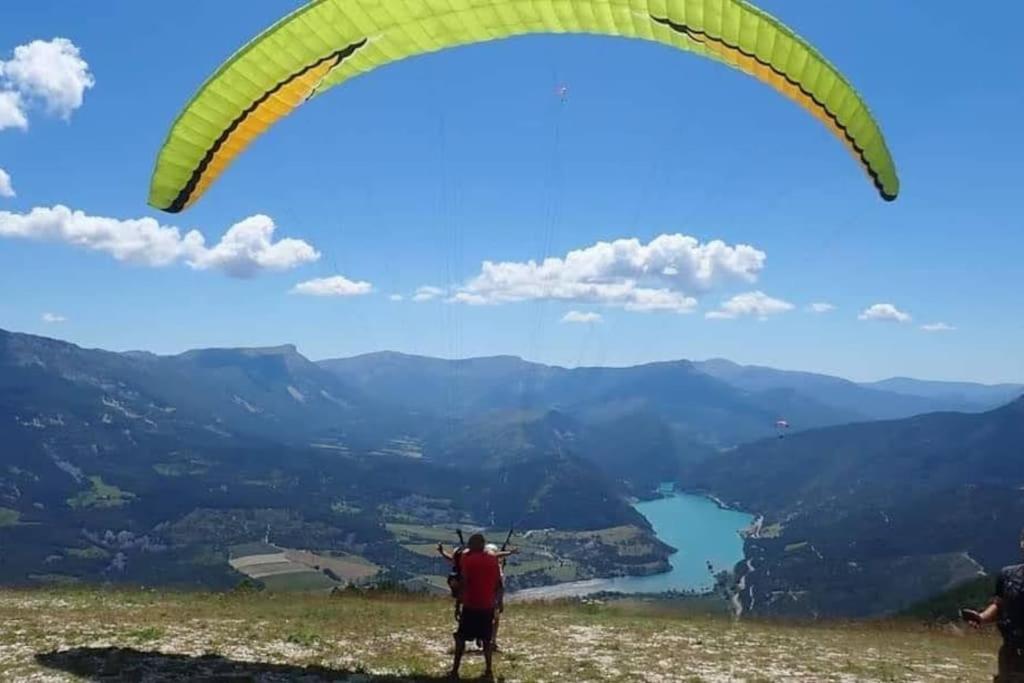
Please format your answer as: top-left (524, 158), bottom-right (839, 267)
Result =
top-left (149, 0), bottom-right (899, 213)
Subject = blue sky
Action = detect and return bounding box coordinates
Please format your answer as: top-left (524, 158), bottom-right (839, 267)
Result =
top-left (0, 1), bottom-right (1021, 383)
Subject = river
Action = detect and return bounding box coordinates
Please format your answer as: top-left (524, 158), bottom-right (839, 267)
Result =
top-left (515, 490), bottom-right (753, 600)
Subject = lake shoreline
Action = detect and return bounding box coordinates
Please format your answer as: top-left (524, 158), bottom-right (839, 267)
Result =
top-left (514, 491), bottom-right (754, 601)
top-left (681, 488), bottom-right (738, 513)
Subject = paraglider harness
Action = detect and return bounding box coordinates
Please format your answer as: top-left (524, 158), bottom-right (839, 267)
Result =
top-left (446, 529), bottom-right (466, 600)
top-left (500, 526), bottom-right (514, 553)
top-left (495, 527), bottom-right (514, 614)
top-left (445, 527), bottom-right (514, 606)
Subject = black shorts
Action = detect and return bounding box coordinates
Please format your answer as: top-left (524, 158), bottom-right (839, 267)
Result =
top-left (455, 607), bottom-right (494, 643)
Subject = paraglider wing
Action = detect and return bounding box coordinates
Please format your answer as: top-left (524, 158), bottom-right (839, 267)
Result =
top-left (149, 0), bottom-right (899, 213)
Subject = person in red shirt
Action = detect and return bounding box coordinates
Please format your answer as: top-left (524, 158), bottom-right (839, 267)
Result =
top-left (450, 533), bottom-right (501, 680)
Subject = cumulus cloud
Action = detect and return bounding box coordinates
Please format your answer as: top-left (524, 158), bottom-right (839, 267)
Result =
top-left (185, 214), bottom-right (320, 277)
top-left (920, 322), bottom-right (956, 333)
top-left (0, 91), bottom-right (27, 130)
top-left (807, 302), bottom-right (835, 314)
top-left (561, 310), bottom-right (603, 324)
top-left (0, 206), bottom-right (319, 276)
top-left (446, 234), bottom-right (764, 314)
top-left (706, 291), bottom-right (794, 320)
top-left (0, 168), bottom-right (13, 197)
top-left (0, 205), bottom-right (199, 266)
top-left (0, 38), bottom-right (94, 123)
top-left (388, 294), bottom-right (404, 302)
top-left (291, 275), bottom-right (372, 297)
top-left (41, 312), bottom-right (66, 324)
top-left (858, 303), bottom-right (911, 323)
top-left (413, 286), bottom-right (444, 302)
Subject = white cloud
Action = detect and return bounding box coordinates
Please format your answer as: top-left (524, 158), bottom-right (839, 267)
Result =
top-left (0, 206), bottom-right (319, 276)
top-left (706, 291), bottom-right (795, 320)
top-left (807, 302), bottom-right (835, 314)
top-left (0, 205), bottom-right (199, 266)
top-left (0, 38), bottom-right (94, 120)
top-left (41, 312), bottom-right (65, 324)
top-left (291, 275), bottom-right (372, 297)
top-left (858, 303), bottom-right (911, 323)
top-left (185, 214), bottom-right (319, 277)
top-left (0, 168), bottom-right (13, 197)
top-left (413, 286), bottom-right (444, 302)
top-left (447, 234), bottom-right (764, 314)
top-left (388, 294), bottom-right (404, 302)
top-left (920, 322), bottom-right (956, 333)
top-left (561, 310), bottom-right (603, 324)
top-left (0, 91), bottom-right (27, 130)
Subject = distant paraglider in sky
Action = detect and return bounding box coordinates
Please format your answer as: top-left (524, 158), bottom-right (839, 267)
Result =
top-left (148, 0), bottom-right (900, 213)
top-left (775, 419), bottom-right (791, 439)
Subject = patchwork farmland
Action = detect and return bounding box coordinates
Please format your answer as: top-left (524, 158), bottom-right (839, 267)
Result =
top-left (228, 543), bottom-right (379, 591)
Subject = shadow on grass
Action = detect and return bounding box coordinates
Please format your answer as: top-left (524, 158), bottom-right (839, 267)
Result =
top-left (35, 646), bottom-right (475, 681)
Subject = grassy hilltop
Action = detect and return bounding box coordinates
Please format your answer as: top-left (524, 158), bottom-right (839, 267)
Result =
top-left (0, 588), bottom-right (1001, 682)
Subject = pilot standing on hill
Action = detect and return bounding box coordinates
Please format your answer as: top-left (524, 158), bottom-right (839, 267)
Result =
top-left (962, 527), bottom-right (1024, 682)
top-left (449, 533), bottom-right (502, 680)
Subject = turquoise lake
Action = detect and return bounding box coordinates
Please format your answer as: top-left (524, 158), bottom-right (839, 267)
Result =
top-left (516, 491), bottom-right (754, 599)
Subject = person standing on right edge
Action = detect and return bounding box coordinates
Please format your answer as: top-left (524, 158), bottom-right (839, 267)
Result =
top-left (961, 527), bottom-right (1024, 682)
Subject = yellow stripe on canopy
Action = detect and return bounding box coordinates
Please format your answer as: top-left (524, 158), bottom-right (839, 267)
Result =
top-left (149, 0), bottom-right (899, 213)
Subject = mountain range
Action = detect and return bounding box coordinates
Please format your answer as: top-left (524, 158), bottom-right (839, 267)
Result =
top-left (322, 351), bottom-right (1020, 483)
top-left (686, 396), bottom-right (1024, 616)
top-left (1, 326), bottom-right (1020, 613)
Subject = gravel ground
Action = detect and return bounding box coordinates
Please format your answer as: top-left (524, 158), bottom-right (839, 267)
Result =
top-left (0, 590), bottom-right (1001, 682)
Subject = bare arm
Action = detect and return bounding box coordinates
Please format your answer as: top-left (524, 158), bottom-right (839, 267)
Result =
top-left (962, 571), bottom-right (1006, 627)
top-left (961, 600), bottom-right (1000, 626)
top-left (437, 543), bottom-right (454, 561)
top-left (978, 601), bottom-right (1000, 624)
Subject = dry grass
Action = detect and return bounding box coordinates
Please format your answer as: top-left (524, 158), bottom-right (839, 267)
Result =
top-left (0, 588), bottom-right (1000, 681)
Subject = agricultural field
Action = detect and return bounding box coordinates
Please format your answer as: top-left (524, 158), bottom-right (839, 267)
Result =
top-left (228, 543), bottom-right (379, 592)
top-left (66, 476), bottom-right (136, 509)
top-left (0, 507), bottom-right (20, 527)
top-left (386, 523), bottom-right (671, 591)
